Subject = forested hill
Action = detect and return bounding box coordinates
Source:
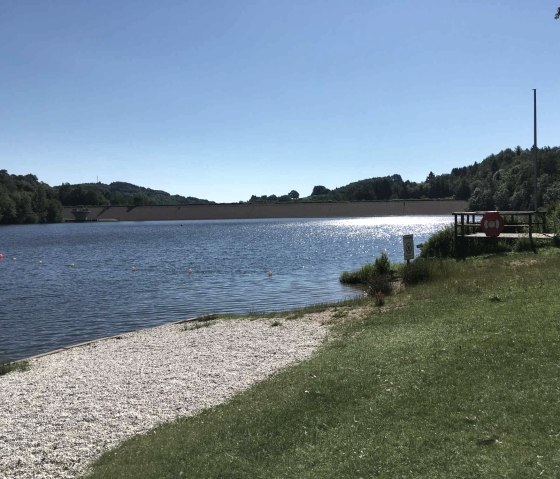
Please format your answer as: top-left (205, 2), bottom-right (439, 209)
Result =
top-left (55, 181), bottom-right (213, 207)
top-left (297, 146), bottom-right (560, 210)
top-left (0, 173), bottom-right (212, 225)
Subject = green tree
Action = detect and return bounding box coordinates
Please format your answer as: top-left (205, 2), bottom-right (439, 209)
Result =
top-left (543, 181), bottom-right (560, 206)
top-left (373, 178), bottom-right (393, 200)
top-left (469, 187), bottom-right (493, 211)
top-left (133, 194), bottom-right (148, 206)
top-left (311, 185), bottom-right (330, 196)
top-left (454, 179), bottom-right (471, 200)
top-left (493, 184), bottom-right (511, 210)
top-left (0, 191), bottom-right (17, 223)
top-left (32, 186), bottom-right (49, 222)
top-left (46, 199), bottom-right (63, 222)
top-left (511, 188), bottom-right (529, 210)
top-left (14, 191), bottom-right (38, 223)
top-left (288, 190), bottom-right (299, 200)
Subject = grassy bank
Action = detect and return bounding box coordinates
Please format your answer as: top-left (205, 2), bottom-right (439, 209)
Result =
top-left (86, 251), bottom-right (560, 478)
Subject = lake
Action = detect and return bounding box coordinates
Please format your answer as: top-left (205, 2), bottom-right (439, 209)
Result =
top-left (0, 216), bottom-right (451, 363)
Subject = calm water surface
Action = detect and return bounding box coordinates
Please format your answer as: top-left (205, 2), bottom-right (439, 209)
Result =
top-left (0, 216), bottom-right (450, 362)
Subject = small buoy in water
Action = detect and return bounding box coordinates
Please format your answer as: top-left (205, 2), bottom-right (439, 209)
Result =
top-left (267, 271), bottom-right (273, 277)
top-left (187, 268), bottom-right (193, 274)
top-left (0, 253), bottom-right (4, 260)
top-left (12, 257), bottom-right (16, 261)
top-left (38, 260), bottom-right (43, 266)
top-left (68, 262), bottom-right (75, 268)
top-left (131, 265), bottom-right (137, 272)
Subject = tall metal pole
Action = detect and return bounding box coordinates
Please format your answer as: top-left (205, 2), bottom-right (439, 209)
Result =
top-left (533, 89), bottom-right (538, 211)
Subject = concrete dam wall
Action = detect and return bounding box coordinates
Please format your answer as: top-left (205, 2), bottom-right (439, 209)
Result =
top-left (63, 200), bottom-right (467, 222)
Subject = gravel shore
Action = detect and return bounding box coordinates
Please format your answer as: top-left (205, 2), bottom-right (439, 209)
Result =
top-left (0, 315), bottom-right (329, 479)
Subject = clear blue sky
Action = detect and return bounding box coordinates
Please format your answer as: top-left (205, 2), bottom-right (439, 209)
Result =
top-left (1, 1), bottom-right (559, 203)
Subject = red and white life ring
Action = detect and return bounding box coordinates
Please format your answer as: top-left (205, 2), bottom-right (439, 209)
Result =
top-left (480, 211), bottom-right (504, 237)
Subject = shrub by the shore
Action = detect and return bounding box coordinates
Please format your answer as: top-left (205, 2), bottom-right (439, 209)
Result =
top-left (340, 252), bottom-right (394, 296)
top-left (419, 226), bottom-right (456, 258)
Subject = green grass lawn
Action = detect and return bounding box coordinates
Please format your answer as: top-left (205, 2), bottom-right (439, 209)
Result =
top-left (85, 251), bottom-right (560, 479)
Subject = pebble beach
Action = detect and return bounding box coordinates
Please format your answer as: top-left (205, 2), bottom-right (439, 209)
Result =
top-left (0, 315), bottom-right (329, 479)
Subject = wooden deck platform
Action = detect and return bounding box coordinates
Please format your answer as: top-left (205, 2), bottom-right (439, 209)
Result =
top-left (465, 232), bottom-right (553, 239)
top-left (451, 210), bottom-right (555, 257)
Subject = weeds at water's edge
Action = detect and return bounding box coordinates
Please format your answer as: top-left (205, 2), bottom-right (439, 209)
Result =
top-left (178, 298), bottom-right (370, 332)
top-left (0, 361), bottom-right (29, 376)
top-left (195, 313), bottom-right (220, 322)
top-left (198, 298), bottom-right (369, 322)
top-left (183, 321), bottom-right (214, 331)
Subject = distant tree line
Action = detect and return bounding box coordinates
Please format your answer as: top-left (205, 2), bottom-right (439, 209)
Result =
top-left (0, 175), bottom-right (212, 224)
top-left (250, 146), bottom-right (560, 212)
top-left (3, 146), bottom-right (560, 224)
top-left (248, 189), bottom-right (300, 203)
top-left (56, 181), bottom-right (213, 208)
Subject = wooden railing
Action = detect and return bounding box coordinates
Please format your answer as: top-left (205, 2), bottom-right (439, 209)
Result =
top-left (452, 210), bottom-right (551, 255)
